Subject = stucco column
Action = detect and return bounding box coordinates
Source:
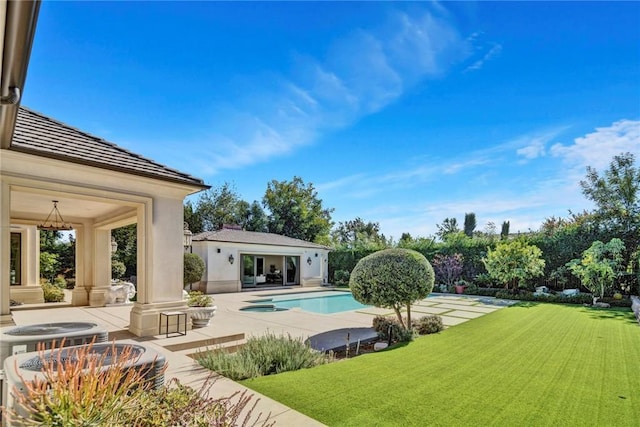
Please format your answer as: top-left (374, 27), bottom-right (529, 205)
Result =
top-left (88, 228), bottom-right (112, 306)
top-left (25, 226), bottom-right (39, 286)
top-left (9, 226), bottom-right (44, 304)
top-left (130, 197), bottom-right (188, 337)
top-left (71, 223), bottom-right (89, 306)
top-left (0, 179), bottom-right (13, 325)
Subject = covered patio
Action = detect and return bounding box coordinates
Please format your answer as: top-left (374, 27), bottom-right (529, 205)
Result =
top-left (2, 108), bottom-right (208, 336)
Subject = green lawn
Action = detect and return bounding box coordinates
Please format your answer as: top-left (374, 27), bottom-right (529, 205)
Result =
top-left (242, 303), bottom-right (640, 426)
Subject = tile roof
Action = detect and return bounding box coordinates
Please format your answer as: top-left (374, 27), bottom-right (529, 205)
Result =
top-left (9, 107), bottom-right (208, 188)
top-left (193, 228), bottom-right (331, 250)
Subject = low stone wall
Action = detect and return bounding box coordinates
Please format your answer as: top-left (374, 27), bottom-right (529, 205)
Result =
top-left (631, 296), bottom-right (640, 325)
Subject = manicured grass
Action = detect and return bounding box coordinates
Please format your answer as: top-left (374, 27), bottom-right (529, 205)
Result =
top-left (242, 303), bottom-right (640, 426)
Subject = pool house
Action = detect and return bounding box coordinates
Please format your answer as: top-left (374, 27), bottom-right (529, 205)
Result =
top-left (191, 225), bottom-right (331, 293)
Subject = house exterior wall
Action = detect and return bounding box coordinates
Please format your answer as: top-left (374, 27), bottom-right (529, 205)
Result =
top-left (192, 240), bottom-right (330, 294)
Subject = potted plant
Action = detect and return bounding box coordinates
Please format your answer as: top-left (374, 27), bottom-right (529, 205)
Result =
top-left (187, 291), bottom-right (217, 328)
top-left (454, 279), bottom-right (468, 294)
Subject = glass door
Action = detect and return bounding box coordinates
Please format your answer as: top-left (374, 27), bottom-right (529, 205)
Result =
top-left (285, 256), bottom-right (299, 285)
top-left (242, 255), bottom-right (255, 288)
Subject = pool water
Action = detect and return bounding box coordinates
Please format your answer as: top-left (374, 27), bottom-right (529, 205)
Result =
top-left (259, 292), bottom-right (371, 314)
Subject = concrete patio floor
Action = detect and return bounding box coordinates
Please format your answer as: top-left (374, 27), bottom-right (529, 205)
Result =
top-left (7, 288), bottom-right (516, 426)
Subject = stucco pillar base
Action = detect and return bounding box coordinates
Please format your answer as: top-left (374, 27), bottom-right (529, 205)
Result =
top-left (1, 313), bottom-right (15, 327)
top-left (200, 280), bottom-right (240, 294)
top-left (301, 277), bottom-right (322, 287)
top-left (71, 287), bottom-right (89, 306)
top-left (89, 286), bottom-right (110, 307)
top-left (129, 301), bottom-right (190, 337)
top-left (9, 286), bottom-right (45, 304)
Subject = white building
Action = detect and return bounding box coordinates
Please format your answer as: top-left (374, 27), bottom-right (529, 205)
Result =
top-left (192, 226), bottom-right (331, 293)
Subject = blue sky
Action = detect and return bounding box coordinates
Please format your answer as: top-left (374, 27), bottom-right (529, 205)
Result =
top-left (23, 1), bottom-right (640, 240)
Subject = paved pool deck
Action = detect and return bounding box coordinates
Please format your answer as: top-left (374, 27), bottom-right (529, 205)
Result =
top-left (7, 288), bottom-right (517, 426)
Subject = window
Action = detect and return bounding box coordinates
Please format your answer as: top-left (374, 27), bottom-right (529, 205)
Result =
top-left (10, 232), bottom-right (21, 285)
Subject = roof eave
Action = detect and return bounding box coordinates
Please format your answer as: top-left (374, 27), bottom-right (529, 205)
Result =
top-left (0, 0), bottom-right (40, 148)
top-left (9, 145), bottom-right (210, 190)
top-left (193, 236), bottom-right (331, 250)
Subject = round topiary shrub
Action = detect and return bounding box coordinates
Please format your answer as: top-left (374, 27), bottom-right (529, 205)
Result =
top-left (184, 253), bottom-right (205, 289)
top-left (350, 248), bottom-right (434, 330)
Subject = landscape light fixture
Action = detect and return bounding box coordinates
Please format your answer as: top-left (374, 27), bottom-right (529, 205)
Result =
top-left (37, 200), bottom-right (73, 231)
top-left (183, 222), bottom-right (192, 249)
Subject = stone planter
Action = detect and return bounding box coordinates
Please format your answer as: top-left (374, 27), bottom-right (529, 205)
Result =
top-left (454, 285), bottom-right (465, 294)
top-left (188, 306), bottom-right (217, 328)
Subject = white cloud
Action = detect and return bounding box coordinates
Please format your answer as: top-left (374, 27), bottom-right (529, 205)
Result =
top-left (194, 6), bottom-right (470, 174)
top-left (550, 119), bottom-right (640, 170)
top-left (465, 43), bottom-right (502, 72)
top-left (516, 141), bottom-right (546, 160)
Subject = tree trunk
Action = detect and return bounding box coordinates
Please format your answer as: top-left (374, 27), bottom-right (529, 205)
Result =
top-left (406, 304), bottom-right (412, 331)
top-left (393, 306), bottom-right (405, 329)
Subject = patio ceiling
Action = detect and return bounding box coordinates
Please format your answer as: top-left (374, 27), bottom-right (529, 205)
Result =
top-left (10, 189), bottom-right (136, 225)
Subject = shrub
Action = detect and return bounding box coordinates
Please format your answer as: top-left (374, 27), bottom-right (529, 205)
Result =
top-left (131, 378), bottom-right (274, 426)
top-left (432, 253), bottom-right (463, 287)
top-left (474, 273), bottom-right (497, 287)
top-left (462, 282), bottom-right (480, 295)
top-left (52, 274), bottom-right (67, 289)
top-left (372, 315), bottom-right (416, 342)
top-left (111, 260), bottom-right (126, 280)
top-left (186, 290), bottom-right (214, 307)
top-left (2, 341), bottom-right (273, 427)
top-left (42, 281), bottom-right (65, 302)
top-left (373, 315), bottom-right (403, 340)
top-left (601, 296), bottom-right (632, 308)
top-left (483, 239), bottom-right (545, 291)
top-left (3, 341), bottom-right (157, 426)
top-left (350, 248), bottom-right (434, 329)
top-left (184, 252), bottom-right (205, 288)
top-left (494, 290), bottom-right (594, 305)
top-left (474, 287), bottom-right (501, 297)
top-left (333, 269), bottom-right (350, 287)
top-left (414, 315), bottom-right (444, 335)
top-left (197, 333), bottom-right (329, 380)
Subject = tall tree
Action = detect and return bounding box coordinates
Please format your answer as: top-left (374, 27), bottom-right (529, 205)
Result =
top-left (263, 176), bottom-right (334, 243)
top-left (580, 152), bottom-right (639, 271)
top-left (196, 182), bottom-right (248, 231)
top-left (184, 200), bottom-right (204, 234)
top-left (436, 217), bottom-right (459, 241)
top-left (331, 217), bottom-right (388, 249)
top-left (243, 201), bottom-right (269, 232)
top-left (500, 221), bottom-right (510, 240)
top-left (463, 212), bottom-right (477, 237)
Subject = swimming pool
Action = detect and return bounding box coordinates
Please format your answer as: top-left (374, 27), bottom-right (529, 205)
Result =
top-left (248, 291), bottom-right (372, 314)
